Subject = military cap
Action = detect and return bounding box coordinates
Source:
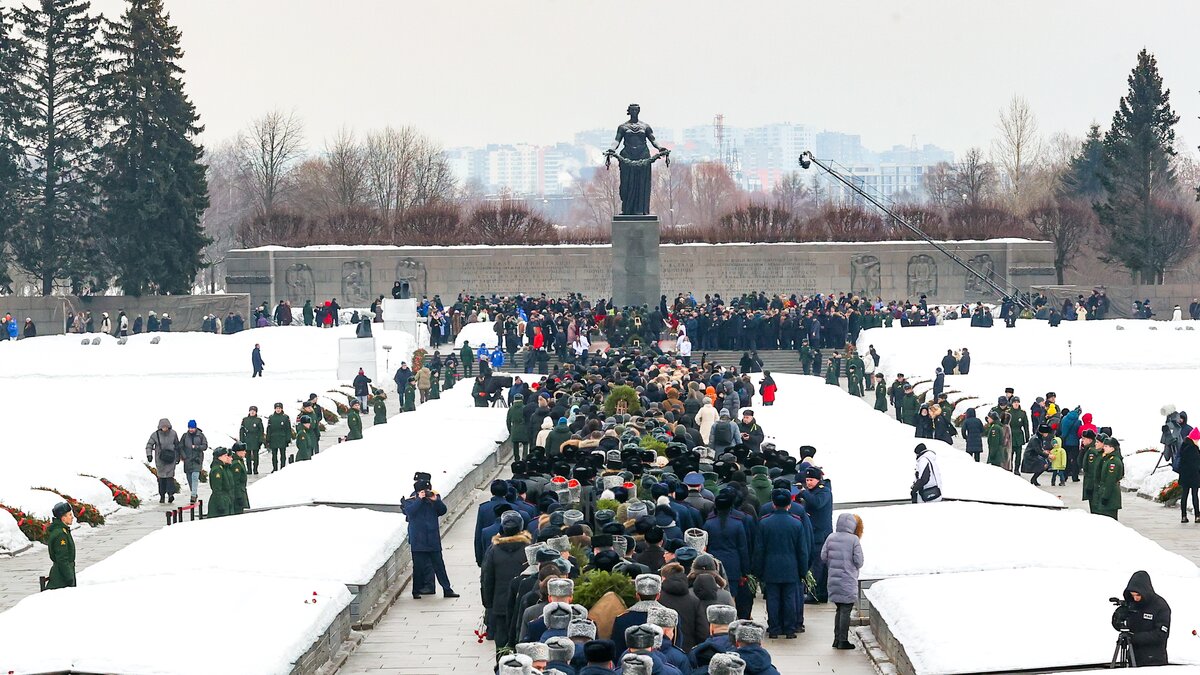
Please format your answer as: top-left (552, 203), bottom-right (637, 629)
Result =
top-left (706, 604), bottom-right (737, 625)
top-left (498, 653), bottom-right (533, 675)
top-left (624, 624), bottom-right (659, 650)
top-left (620, 653), bottom-right (654, 675)
top-left (646, 606), bottom-right (678, 628)
top-left (684, 527), bottom-right (708, 551)
top-left (515, 641), bottom-right (548, 662)
top-left (563, 509), bottom-right (584, 527)
top-left (733, 621), bottom-right (766, 644)
top-left (547, 577), bottom-right (574, 598)
top-left (709, 652), bottom-right (748, 675)
top-left (568, 619), bottom-right (597, 640)
top-left (634, 573), bottom-right (662, 596)
top-left (545, 636), bottom-right (575, 663)
top-left (583, 639), bottom-right (615, 662)
top-left (543, 602), bottom-right (573, 630)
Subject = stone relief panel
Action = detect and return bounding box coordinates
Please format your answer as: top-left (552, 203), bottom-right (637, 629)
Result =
top-left (965, 253), bottom-right (996, 296)
top-left (341, 260), bottom-right (372, 305)
top-left (283, 263), bottom-right (314, 304)
top-left (907, 254), bottom-right (938, 298)
top-left (394, 258), bottom-right (426, 298)
top-left (850, 254), bottom-right (881, 298)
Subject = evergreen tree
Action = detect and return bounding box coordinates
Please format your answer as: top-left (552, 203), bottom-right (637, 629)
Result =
top-left (0, 9), bottom-right (28, 289)
top-left (1095, 49), bottom-right (1181, 284)
top-left (10, 0), bottom-right (108, 295)
top-left (1059, 123), bottom-right (1106, 201)
top-left (100, 0), bottom-right (208, 294)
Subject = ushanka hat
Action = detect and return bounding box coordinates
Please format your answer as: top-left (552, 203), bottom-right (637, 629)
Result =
top-left (646, 606), bottom-right (678, 629)
top-left (684, 527), bottom-right (708, 551)
top-left (543, 602), bottom-right (573, 630)
top-left (620, 653), bottom-right (654, 675)
top-left (568, 619), bottom-right (597, 640)
top-left (733, 621), bottom-right (766, 645)
top-left (709, 653), bottom-right (747, 675)
top-left (706, 604), bottom-right (737, 625)
top-left (515, 641), bottom-right (548, 662)
top-left (546, 577), bottom-right (574, 598)
top-left (497, 654), bottom-right (533, 675)
top-left (545, 636), bottom-right (575, 663)
top-left (634, 573), bottom-right (662, 596)
top-left (624, 624), bottom-right (659, 650)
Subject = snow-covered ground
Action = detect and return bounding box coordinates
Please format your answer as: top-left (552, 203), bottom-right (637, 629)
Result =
top-left (0, 325), bottom-right (415, 550)
top-left (841, 502), bottom-right (1198, 581)
top-left (250, 375), bottom-right (508, 508)
top-left (752, 373), bottom-right (1061, 507)
top-left (866, 568), bottom-right (1200, 673)
top-left (861, 319), bottom-right (1194, 495)
top-left (80, 505), bottom-right (407, 586)
top-left (454, 320), bottom-right (498, 350)
top-left (0, 571), bottom-right (351, 675)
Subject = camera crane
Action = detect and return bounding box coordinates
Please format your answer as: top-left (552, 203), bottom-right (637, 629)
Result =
top-left (798, 151), bottom-right (1031, 309)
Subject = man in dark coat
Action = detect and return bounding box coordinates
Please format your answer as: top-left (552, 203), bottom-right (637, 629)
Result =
top-left (402, 476), bottom-right (458, 599)
top-left (239, 405), bottom-right (265, 475)
top-left (610, 574), bottom-right (666, 655)
top-left (475, 480), bottom-right (512, 566)
top-left (689, 605), bottom-right (737, 670)
top-left (940, 350), bottom-right (957, 375)
top-left (251, 343), bottom-right (265, 377)
top-left (799, 467), bottom-right (832, 604)
top-left (352, 368), bottom-right (372, 409)
top-left (703, 492), bottom-right (751, 618)
top-left (958, 347), bottom-right (971, 374)
top-left (181, 420), bottom-right (208, 505)
top-left (753, 489), bottom-right (812, 638)
top-left (961, 408), bottom-right (985, 461)
top-left (266, 402), bottom-right (291, 472)
top-left (1118, 570), bottom-right (1171, 666)
top-left (45, 502), bottom-right (76, 590)
top-left (480, 511), bottom-right (533, 647)
top-left (874, 373), bottom-right (888, 412)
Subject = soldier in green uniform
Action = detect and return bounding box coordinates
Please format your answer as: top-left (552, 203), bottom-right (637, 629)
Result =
top-left (429, 374), bottom-right (440, 400)
top-left (346, 399), bottom-right (364, 440)
top-left (239, 405), bottom-right (265, 475)
top-left (1091, 436), bottom-right (1124, 519)
top-left (985, 412), bottom-right (1007, 466)
top-left (1008, 397), bottom-right (1031, 476)
top-left (206, 448), bottom-right (236, 518)
top-left (45, 502), bottom-right (76, 590)
top-left (874, 373), bottom-right (889, 412)
top-left (443, 363), bottom-right (457, 390)
top-left (460, 341), bottom-right (474, 377)
top-left (890, 375), bottom-right (908, 421)
top-left (798, 340), bottom-right (812, 376)
top-left (846, 354), bottom-right (863, 396)
top-left (899, 383), bottom-right (920, 426)
top-left (403, 380), bottom-right (417, 412)
top-left (231, 444), bottom-right (250, 515)
top-left (305, 395), bottom-right (323, 451)
top-left (294, 416), bottom-right (315, 462)
top-left (824, 354), bottom-right (841, 386)
top-left (372, 393), bottom-right (388, 425)
top-left (266, 402), bottom-right (292, 472)
top-left (1081, 431), bottom-right (1104, 512)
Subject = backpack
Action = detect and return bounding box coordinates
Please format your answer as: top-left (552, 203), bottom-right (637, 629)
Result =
top-left (712, 422), bottom-right (734, 446)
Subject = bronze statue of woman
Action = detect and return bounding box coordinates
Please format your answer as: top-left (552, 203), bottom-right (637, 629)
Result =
top-left (605, 104), bottom-right (670, 216)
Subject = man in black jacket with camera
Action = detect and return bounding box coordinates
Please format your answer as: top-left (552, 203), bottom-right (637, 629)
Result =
top-left (1114, 570), bottom-right (1171, 666)
top-left (401, 472), bottom-right (459, 599)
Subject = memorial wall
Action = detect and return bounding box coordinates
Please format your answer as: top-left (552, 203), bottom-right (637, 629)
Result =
top-left (225, 240), bottom-right (1058, 306)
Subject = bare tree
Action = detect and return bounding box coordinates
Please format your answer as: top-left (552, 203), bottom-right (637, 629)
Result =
top-left (200, 141), bottom-right (254, 291)
top-left (716, 203), bottom-right (800, 243)
top-left (571, 168), bottom-right (620, 230)
top-left (362, 126), bottom-right (410, 219)
top-left (809, 204), bottom-right (885, 241)
top-left (1027, 199), bottom-right (1096, 283)
top-left (237, 110), bottom-right (306, 215)
top-left (771, 171), bottom-right (811, 214)
top-left (324, 128), bottom-right (366, 210)
top-left (992, 96), bottom-right (1042, 213)
top-left (469, 199), bottom-right (557, 245)
top-left (686, 162), bottom-right (740, 229)
top-left (651, 162), bottom-right (690, 228)
top-left (950, 148), bottom-right (998, 207)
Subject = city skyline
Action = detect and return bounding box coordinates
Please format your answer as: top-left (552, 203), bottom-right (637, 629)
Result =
top-left (77, 0), bottom-right (1200, 156)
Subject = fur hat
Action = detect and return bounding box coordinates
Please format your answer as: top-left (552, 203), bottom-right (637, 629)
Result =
top-left (568, 603), bottom-right (589, 621)
top-left (545, 636), bottom-right (574, 663)
top-left (515, 641), bottom-right (548, 662)
top-left (733, 621), bottom-right (766, 645)
top-left (568, 619), bottom-right (597, 640)
top-left (525, 543), bottom-right (546, 566)
top-left (547, 534), bottom-right (570, 553)
top-left (611, 535), bottom-right (628, 557)
top-left (626, 501), bottom-right (650, 521)
top-left (693, 553), bottom-right (719, 573)
top-left (646, 606), bottom-right (678, 629)
top-left (709, 652), bottom-right (747, 675)
top-left (498, 654), bottom-right (533, 675)
top-left (620, 653), bottom-right (654, 675)
top-left (594, 509), bottom-right (616, 529)
top-left (500, 510), bottom-right (524, 536)
top-left (634, 573), bottom-right (662, 597)
top-left (52, 502), bottom-right (72, 520)
top-left (684, 527), bottom-right (708, 551)
top-left (563, 509), bottom-right (584, 527)
top-left (547, 577), bottom-right (574, 598)
top-left (543, 602), bottom-right (573, 630)
top-left (624, 624), bottom-right (660, 650)
top-left (706, 604), bottom-right (737, 626)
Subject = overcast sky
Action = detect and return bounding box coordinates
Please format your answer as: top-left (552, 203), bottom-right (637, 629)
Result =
top-left (81, 0), bottom-right (1200, 155)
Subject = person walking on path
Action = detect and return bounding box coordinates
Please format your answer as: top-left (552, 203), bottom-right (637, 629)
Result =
top-left (753, 488), bottom-right (811, 639)
top-left (403, 475), bottom-right (458, 599)
top-left (231, 444), bottom-right (250, 514)
top-left (911, 443), bottom-right (942, 503)
top-left (239, 406), bottom-right (264, 475)
top-left (346, 399), bottom-right (364, 440)
top-left (181, 420), bottom-right (208, 505)
top-left (1091, 437), bottom-right (1124, 520)
top-left (353, 368), bottom-right (372, 410)
top-left (1178, 427), bottom-right (1200, 523)
top-left (251, 343), bottom-right (265, 377)
top-left (821, 512), bottom-right (864, 650)
top-left (146, 418), bottom-right (181, 503)
top-left (961, 408), bottom-right (984, 462)
top-left (206, 448), bottom-right (236, 518)
top-left (45, 502), bottom-right (76, 590)
top-left (266, 402), bottom-right (292, 471)
top-left (372, 393), bottom-right (388, 426)
top-left (417, 363), bottom-right (432, 404)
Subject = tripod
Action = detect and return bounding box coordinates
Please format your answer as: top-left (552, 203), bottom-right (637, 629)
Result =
top-left (1110, 630), bottom-right (1137, 668)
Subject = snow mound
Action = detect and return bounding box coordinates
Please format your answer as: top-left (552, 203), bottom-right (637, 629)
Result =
top-left (844, 502), bottom-right (1199, 580)
top-left (80, 505), bottom-right (406, 587)
top-left (0, 572), bottom-right (351, 674)
top-left (751, 373), bottom-right (1061, 508)
top-left (454, 320), bottom-right (498, 350)
top-left (866, 569), bottom-right (1200, 673)
top-left (0, 508), bottom-right (28, 554)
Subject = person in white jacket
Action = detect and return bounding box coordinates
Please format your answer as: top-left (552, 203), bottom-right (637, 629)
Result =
top-left (677, 333), bottom-right (692, 367)
top-left (912, 443), bottom-right (942, 503)
top-left (1172, 305), bottom-right (1182, 321)
top-left (696, 396), bottom-right (719, 445)
top-left (535, 417), bottom-right (553, 453)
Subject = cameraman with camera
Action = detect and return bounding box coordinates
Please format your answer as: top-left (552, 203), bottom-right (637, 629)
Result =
top-left (1111, 570), bottom-right (1171, 667)
top-left (402, 472), bottom-right (459, 600)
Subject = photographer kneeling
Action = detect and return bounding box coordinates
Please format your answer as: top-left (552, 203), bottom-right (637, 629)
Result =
top-left (1113, 570), bottom-right (1171, 666)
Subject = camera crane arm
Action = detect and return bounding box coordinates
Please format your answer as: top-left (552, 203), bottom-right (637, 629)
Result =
top-left (798, 151), bottom-right (1031, 309)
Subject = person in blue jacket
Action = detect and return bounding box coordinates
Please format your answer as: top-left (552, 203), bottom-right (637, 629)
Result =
top-left (753, 489), bottom-right (813, 639)
top-left (799, 466), bottom-right (833, 604)
top-left (491, 345), bottom-right (506, 369)
top-left (401, 475), bottom-right (458, 599)
top-left (703, 490), bottom-right (752, 618)
top-left (474, 479), bottom-right (511, 566)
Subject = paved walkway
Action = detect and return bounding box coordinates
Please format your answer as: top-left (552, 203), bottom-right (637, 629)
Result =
top-left (341, 473), bottom-right (877, 674)
top-left (0, 406), bottom-right (388, 612)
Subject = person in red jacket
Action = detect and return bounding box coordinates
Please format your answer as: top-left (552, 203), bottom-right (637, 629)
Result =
top-left (532, 326), bottom-right (545, 350)
top-left (761, 371), bottom-right (778, 407)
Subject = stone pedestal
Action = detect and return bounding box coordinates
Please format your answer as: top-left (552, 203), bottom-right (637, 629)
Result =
top-left (611, 215), bottom-right (660, 308)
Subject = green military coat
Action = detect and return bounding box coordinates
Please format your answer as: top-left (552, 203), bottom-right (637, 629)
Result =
top-left (985, 421), bottom-right (1007, 466)
top-left (874, 381), bottom-right (888, 412)
top-left (1091, 450), bottom-right (1124, 517)
top-left (266, 412), bottom-right (292, 450)
top-left (207, 460), bottom-right (236, 518)
top-left (240, 415), bottom-right (264, 451)
top-left (347, 409), bottom-right (363, 440)
top-left (231, 455), bottom-right (250, 514)
top-left (45, 519), bottom-right (76, 589)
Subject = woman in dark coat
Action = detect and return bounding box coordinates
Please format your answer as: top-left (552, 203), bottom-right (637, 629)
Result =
top-left (961, 408), bottom-right (985, 461)
top-left (657, 562), bottom-right (707, 651)
top-left (1177, 429), bottom-right (1200, 523)
top-left (915, 405), bottom-right (934, 439)
top-left (480, 511), bottom-right (533, 649)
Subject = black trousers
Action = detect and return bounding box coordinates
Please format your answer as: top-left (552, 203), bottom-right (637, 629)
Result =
top-left (412, 550), bottom-right (452, 594)
top-left (157, 476), bottom-right (175, 497)
top-left (271, 447), bottom-right (288, 471)
top-left (245, 446), bottom-right (260, 472)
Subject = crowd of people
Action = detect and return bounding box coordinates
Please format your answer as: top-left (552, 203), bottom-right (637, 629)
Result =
top-left (427, 343), bottom-right (867, 675)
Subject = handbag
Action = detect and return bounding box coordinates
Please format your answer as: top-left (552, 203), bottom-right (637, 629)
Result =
top-left (918, 485), bottom-right (942, 502)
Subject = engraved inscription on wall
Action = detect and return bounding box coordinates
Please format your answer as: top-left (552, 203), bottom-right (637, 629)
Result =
top-left (426, 255), bottom-right (613, 295)
top-left (661, 254), bottom-right (819, 296)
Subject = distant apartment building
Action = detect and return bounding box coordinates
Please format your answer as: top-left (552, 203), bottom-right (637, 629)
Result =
top-left (445, 143), bottom-right (586, 197)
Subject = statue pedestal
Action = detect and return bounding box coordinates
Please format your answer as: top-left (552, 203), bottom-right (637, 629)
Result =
top-left (611, 215), bottom-right (660, 308)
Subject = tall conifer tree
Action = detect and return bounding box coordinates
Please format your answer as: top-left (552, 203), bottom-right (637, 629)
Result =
top-left (100, 0), bottom-right (208, 295)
